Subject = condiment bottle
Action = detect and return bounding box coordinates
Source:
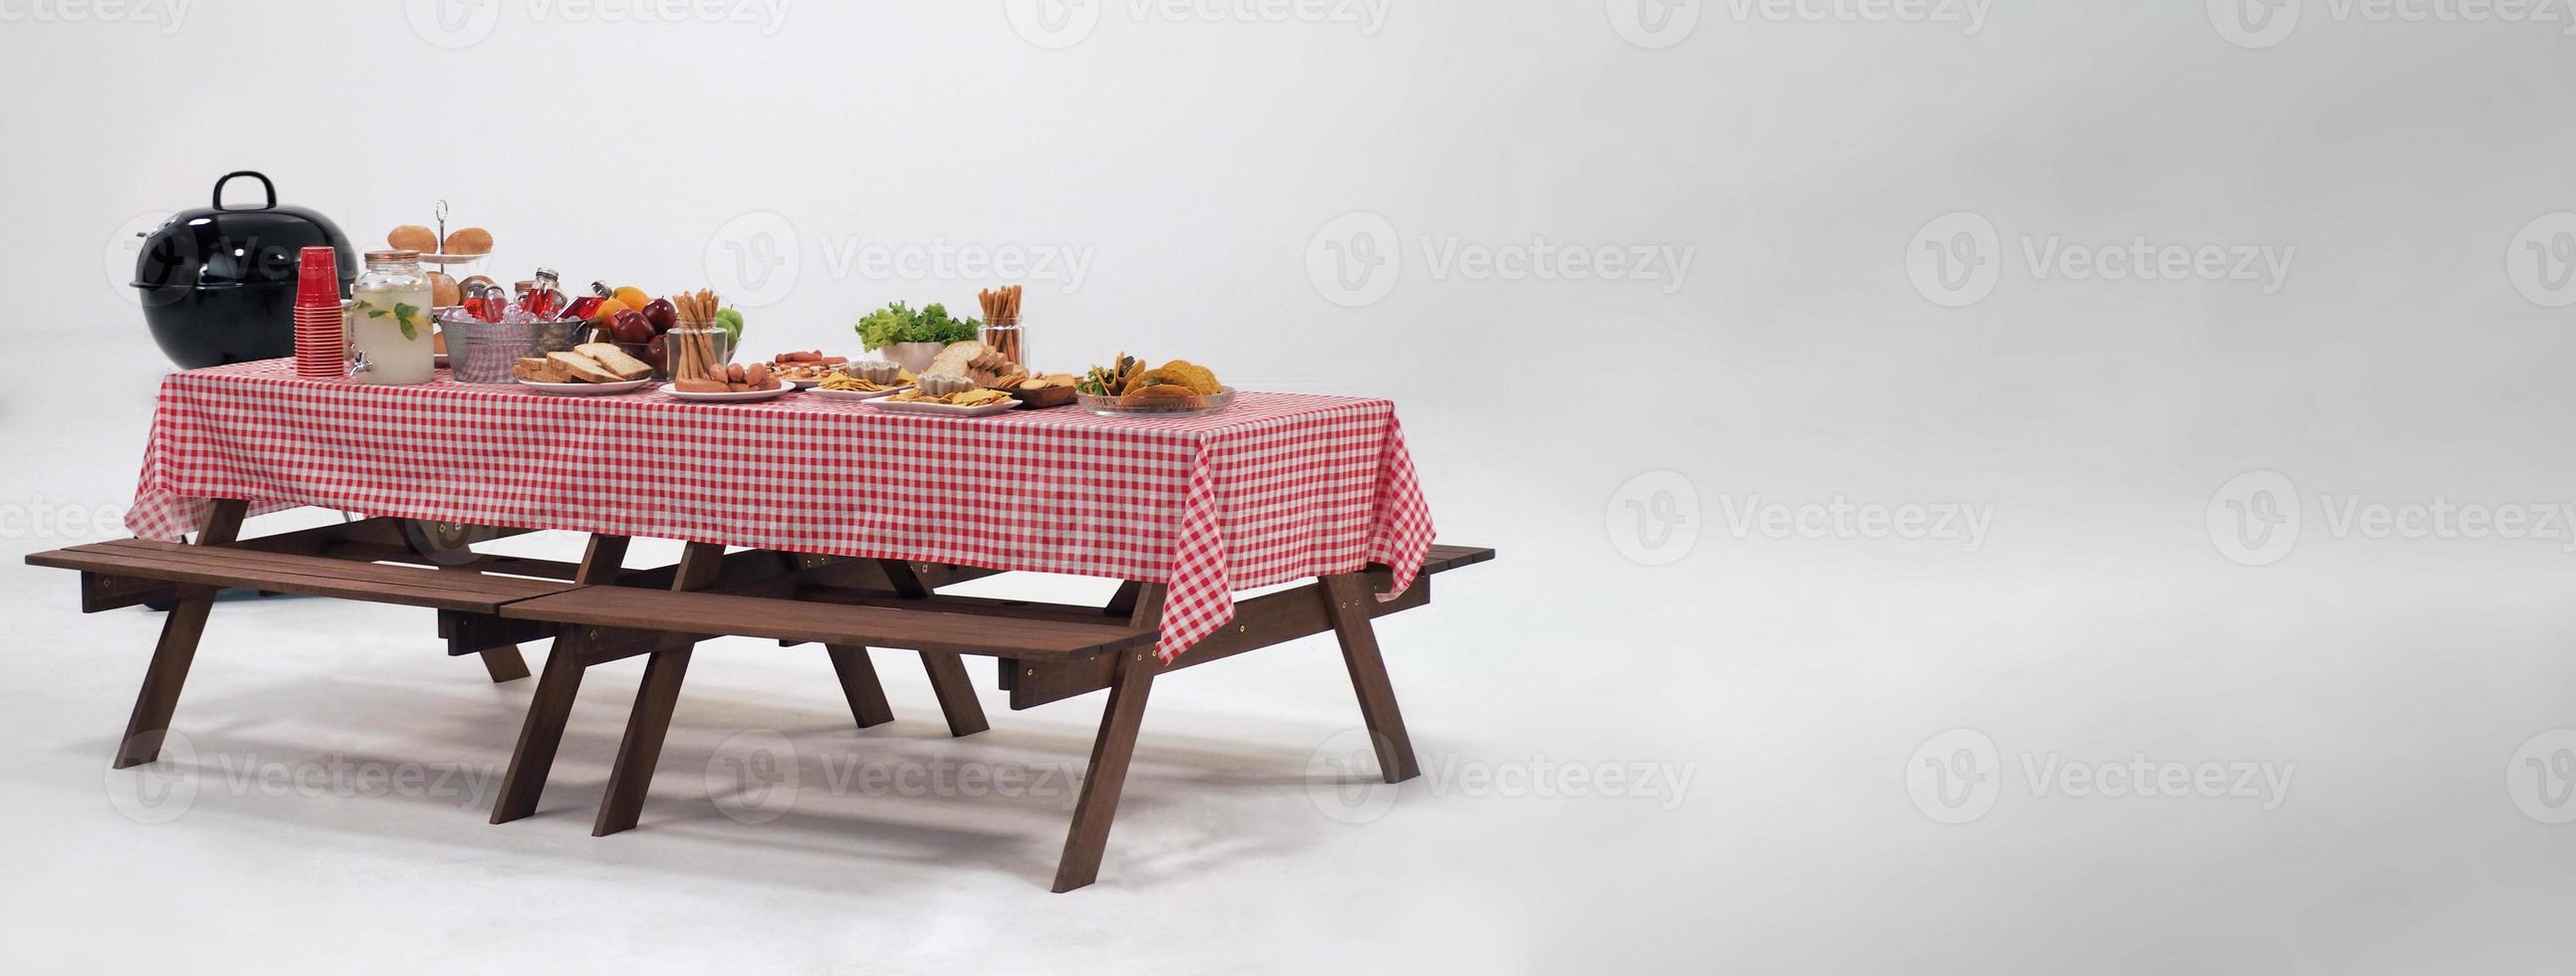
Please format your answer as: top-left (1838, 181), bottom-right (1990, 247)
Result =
top-left (524, 267), bottom-right (571, 320)
top-left (563, 280), bottom-right (610, 323)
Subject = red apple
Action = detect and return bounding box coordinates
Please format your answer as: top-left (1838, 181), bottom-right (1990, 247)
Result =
top-left (610, 309), bottom-right (655, 346)
top-left (642, 298), bottom-right (678, 333)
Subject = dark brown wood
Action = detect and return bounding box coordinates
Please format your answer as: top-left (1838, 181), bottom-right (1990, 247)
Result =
top-left (28, 539), bottom-right (580, 611)
top-left (919, 651), bottom-right (989, 738)
top-left (434, 551), bottom-right (530, 683)
top-left (1321, 572), bottom-right (1418, 784)
top-left (592, 542), bottom-right (726, 837)
top-left (1417, 544), bottom-right (1497, 575)
top-left (1010, 575), bottom-right (1431, 711)
top-left (502, 587), bottom-right (1156, 661)
top-left (111, 499), bottom-right (248, 769)
top-left (868, 559), bottom-right (989, 737)
top-left (80, 571), bottom-right (176, 613)
top-left (440, 611), bottom-right (557, 657)
top-left (490, 534), bottom-right (630, 825)
top-left (825, 644), bottom-right (895, 728)
top-left (569, 555), bottom-right (909, 665)
top-left (1104, 580), bottom-right (1146, 618)
top-left (795, 586), bottom-right (1142, 626)
top-left (1052, 648), bottom-right (1158, 892)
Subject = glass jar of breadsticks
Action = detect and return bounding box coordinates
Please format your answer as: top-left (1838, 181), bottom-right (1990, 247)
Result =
top-left (978, 284), bottom-right (1024, 369)
top-left (664, 289), bottom-right (733, 384)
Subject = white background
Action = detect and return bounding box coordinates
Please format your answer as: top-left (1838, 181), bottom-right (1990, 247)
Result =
top-left (8, 0), bottom-right (2576, 972)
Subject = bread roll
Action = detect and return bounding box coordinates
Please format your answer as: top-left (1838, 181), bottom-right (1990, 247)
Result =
top-left (444, 227), bottom-right (494, 256)
top-left (388, 225), bottom-right (436, 253)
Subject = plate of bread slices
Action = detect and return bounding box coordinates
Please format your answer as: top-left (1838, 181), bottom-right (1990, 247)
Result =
top-left (514, 344), bottom-right (658, 394)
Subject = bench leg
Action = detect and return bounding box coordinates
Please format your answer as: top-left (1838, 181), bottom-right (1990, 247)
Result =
top-left (475, 648), bottom-right (533, 683)
top-left (113, 499), bottom-right (246, 769)
top-left (590, 541), bottom-right (725, 837)
top-left (825, 644), bottom-right (895, 729)
top-left (1053, 648), bottom-right (1158, 892)
top-left (592, 646), bottom-right (694, 837)
top-left (867, 558), bottom-right (988, 737)
top-left (489, 634), bottom-right (590, 823)
top-left (920, 651), bottom-right (989, 738)
top-left (490, 534), bottom-right (630, 825)
top-left (1321, 573), bottom-right (1420, 784)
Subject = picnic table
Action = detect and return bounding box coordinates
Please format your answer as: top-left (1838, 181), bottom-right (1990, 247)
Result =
top-left (27, 361), bottom-right (1492, 891)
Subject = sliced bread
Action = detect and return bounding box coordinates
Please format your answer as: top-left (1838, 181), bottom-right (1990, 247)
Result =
top-left (513, 357), bottom-right (571, 383)
top-left (923, 340), bottom-right (987, 379)
top-left (574, 343), bottom-right (655, 381)
top-left (547, 352), bottom-right (622, 384)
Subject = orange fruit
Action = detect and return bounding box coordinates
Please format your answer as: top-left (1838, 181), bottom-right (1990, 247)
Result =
top-left (612, 286), bottom-right (651, 311)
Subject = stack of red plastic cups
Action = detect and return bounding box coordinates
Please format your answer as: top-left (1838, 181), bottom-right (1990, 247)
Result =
top-left (292, 246), bottom-right (345, 378)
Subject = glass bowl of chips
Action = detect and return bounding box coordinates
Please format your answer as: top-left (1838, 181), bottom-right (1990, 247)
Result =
top-left (1076, 385), bottom-right (1236, 417)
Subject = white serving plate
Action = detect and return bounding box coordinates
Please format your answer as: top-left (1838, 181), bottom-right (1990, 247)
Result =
top-left (812, 384), bottom-right (911, 402)
top-left (521, 377), bottom-right (655, 396)
top-left (664, 383), bottom-right (799, 403)
top-left (863, 395), bottom-right (1022, 416)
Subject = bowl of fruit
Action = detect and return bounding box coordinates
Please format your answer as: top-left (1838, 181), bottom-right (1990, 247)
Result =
top-left (585, 285), bottom-right (744, 378)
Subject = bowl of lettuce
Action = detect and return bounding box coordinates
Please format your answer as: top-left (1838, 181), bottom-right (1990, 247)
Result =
top-left (857, 302), bottom-right (981, 373)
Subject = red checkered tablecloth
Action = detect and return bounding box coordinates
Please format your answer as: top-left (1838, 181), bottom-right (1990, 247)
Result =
top-left (124, 361), bottom-right (1435, 661)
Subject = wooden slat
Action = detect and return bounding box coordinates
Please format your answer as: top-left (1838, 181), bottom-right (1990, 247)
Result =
top-left (500, 587), bottom-right (1153, 661)
top-left (1418, 544), bottom-right (1496, 574)
top-left (1011, 574), bottom-right (1432, 710)
top-left (29, 539), bottom-right (577, 612)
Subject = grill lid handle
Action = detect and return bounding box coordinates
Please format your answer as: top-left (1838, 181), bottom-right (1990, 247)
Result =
top-left (212, 171), bottom-right (277, 211)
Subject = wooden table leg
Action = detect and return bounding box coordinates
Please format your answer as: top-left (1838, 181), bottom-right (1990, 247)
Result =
top-left (1053, 647), bottom-right (1158, 892)
top-left (919, 651), bottom-right (989, 738)
top-left (1321, 573), bottom-right (1420, 783)
top-left (1052, 583), bottom-right (1164, 892)
top-left (874, 559), bottom-right (990, 738)
top-left (490, 534), bottom-right (629, 824)
top-left (825, 644), bottom-right (895, 729)
top-left (592, 541), bottom-right (725, 837)
top-left (112, 499), bottom-right (247, 769)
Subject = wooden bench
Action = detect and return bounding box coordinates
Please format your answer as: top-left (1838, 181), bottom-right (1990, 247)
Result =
top-left (21, 504), bottom-right (992, 775)
top-left (28, 502), bottom-right (1495, 892)
top-left (495, 544), bottom-right (1499, 891)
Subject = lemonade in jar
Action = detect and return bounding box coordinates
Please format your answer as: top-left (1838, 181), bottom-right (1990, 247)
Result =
top-left (344, 250), bottom-right (436, 385)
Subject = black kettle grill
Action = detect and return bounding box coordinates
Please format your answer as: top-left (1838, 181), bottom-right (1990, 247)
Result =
top-left (132, 171), bottom-right (357, 368)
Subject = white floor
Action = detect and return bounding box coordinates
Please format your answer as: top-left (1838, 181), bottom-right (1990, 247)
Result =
top-left (9, 492), bottom-right (2576, 972)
